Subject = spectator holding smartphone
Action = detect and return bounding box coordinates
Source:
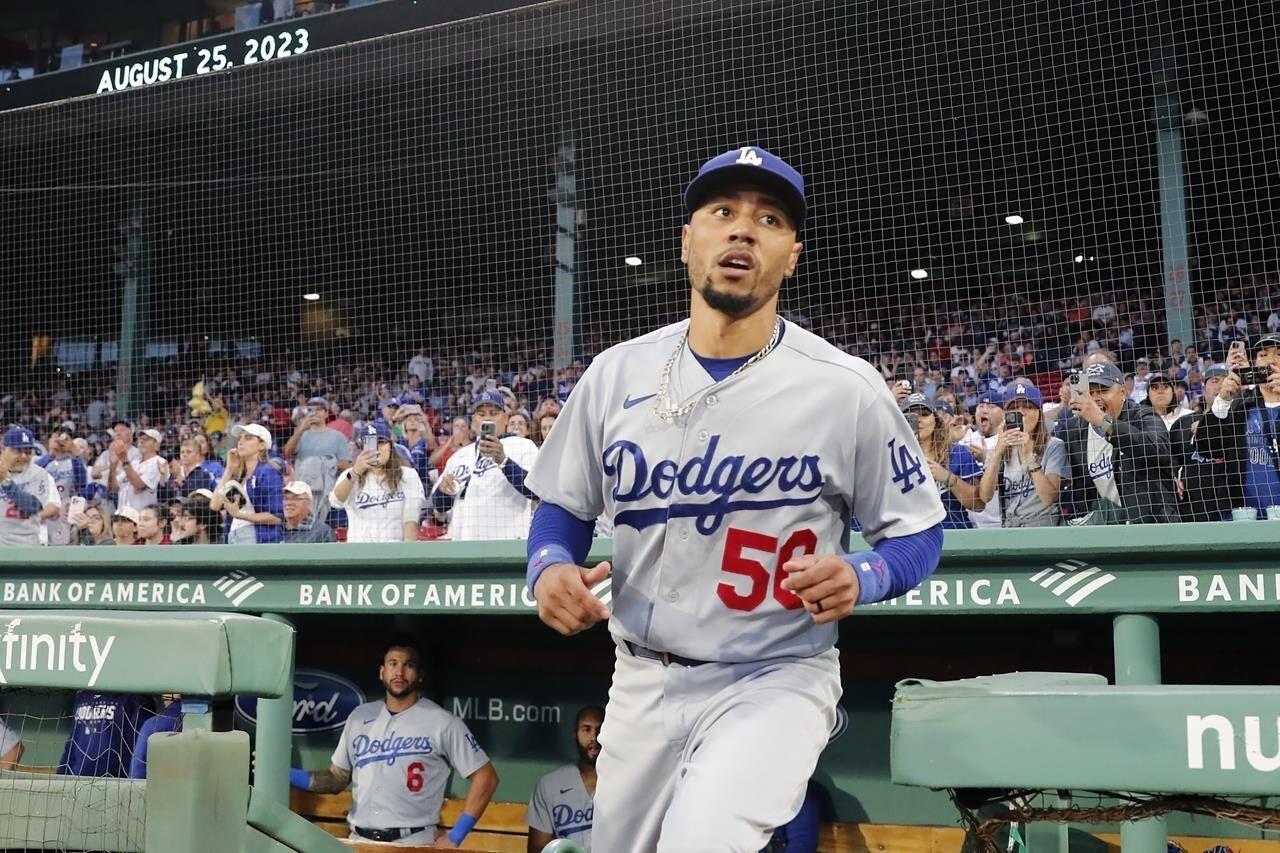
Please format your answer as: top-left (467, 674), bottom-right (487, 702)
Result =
top-left (430, 391), bottom-right (538, 540)
top-left (976, 382), bottom-right (1068, 527)
top-left (900, 394), bottom-right (984, 528)
top-left (1169, 366), bottom-right (1243, 521)
top-left (1198, 334), bottom-right (1280, 516)
top-left (330, 421), bottom-right (424, 543)
top-left (284, 396), bottom-right (352, 526)
top-left (209, 424), bottom-right (284, 544)
top-left (1060, 361), bottom-right (1178, 524)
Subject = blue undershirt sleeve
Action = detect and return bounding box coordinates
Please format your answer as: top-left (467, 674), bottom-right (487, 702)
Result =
top-left (526, 502), bottom-right (595, 593)
top-left (842, 523), bottom-right (944, 605)
top-left (501, 458), bottom-right (537, 500)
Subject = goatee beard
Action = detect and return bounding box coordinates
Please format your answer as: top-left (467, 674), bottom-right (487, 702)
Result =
top-left (698, 280), bottom-right (760, 319)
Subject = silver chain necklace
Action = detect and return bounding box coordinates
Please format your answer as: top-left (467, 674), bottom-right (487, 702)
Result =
top-left (652, 318), bottom-right (784, 424)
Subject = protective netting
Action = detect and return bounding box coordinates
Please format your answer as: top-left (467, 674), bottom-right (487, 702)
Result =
top-left (0, 0), bottom-right (1277, 541)
top-left (0, 688), bottom-right (171, 851)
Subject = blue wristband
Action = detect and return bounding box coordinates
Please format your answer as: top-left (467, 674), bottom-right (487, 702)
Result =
top-left (447, 812), bottom-right (478, 845)
top-left (527, 544), bottom-right (575, 594)
top-left (844, 551), bottom-right (890, 606)
top-left (289, 768), bottom-right (311, 790)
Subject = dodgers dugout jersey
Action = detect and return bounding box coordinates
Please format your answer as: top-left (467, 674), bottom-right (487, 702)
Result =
top-left (433, 437), bottom-right (539, 540)
top-left (526, 763), bottom-right (594, 849)
top-left (0, 464), bottom-right (59, 546)
top-left (332, 698), bottom-right (489, 831)
top-left (526, 319), bottom-right (945, 663)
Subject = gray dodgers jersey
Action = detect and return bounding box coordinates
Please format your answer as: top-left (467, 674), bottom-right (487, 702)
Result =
top-left (331, 697), bottom-right (489, 831)
top-left (526, 319), bottom-right (945, 663)
top-left (526, 763), bottom-right (593, 849)
top-left (0, 464), bottom-right (59, 546)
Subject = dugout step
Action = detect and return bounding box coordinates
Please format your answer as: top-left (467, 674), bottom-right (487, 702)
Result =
top-left (890, 672), bottom-right (1280, 796)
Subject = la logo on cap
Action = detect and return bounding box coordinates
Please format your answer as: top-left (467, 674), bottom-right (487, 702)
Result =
top-left (735, 147), bottom-right (763, 166)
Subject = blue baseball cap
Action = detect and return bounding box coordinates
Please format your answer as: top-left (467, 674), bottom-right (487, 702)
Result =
top-left (977, 391), bottom-right (1003, 407)
top-left (306, 396), bottom-right (328, 408)
top-left (900, 393), bottom-right (936, 414)
top-left (364, 420), bottom-right (393, 441)
top-left (2, 426), bottom-right (37, 449)
top-left (1203, 365), bottom-right (1230, 380)
top-left (470, 390), bottom-right (505, 412)
top-left (1003, 381), bottom-right (1044, 408)
top-left (684, 147), bottom-right (807, 232)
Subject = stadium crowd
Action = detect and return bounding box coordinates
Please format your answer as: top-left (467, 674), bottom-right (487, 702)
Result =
top-left (1, 285), bottom-right (1279, 544)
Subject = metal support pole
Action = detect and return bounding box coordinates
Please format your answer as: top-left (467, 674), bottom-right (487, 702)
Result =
top-left (1114, 614), bottom-right (1167, 851)
top-left (552, 132), bottom-right (577, 369)
top-left (253, 613), bottom-right (296, 807)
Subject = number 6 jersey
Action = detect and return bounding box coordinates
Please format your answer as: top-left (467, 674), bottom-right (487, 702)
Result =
top-left (526, 319), bottom-right (945, 663)
top-left (331, 697), bottom-right (489, 832)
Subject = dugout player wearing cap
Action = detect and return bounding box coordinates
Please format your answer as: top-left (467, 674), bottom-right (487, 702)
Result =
top-left (289, 636), bottom-right (498, 847)
top-left (523, 147), bottom-right (946, 851)
top-left (0, 426), bottom-right (61, 546)
top-left (430, 390), bottom-right (539, 540)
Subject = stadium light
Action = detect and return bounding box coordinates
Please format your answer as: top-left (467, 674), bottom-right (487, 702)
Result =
top-left (1004, 214), bottom-right (1024, 225)
top-left (1074, 255), bottom-right (1085, 263)
top-left (303, 292), bottom-right (321, 301)
top-left (910, 268), bottom-right (929, 280)
top-left (624, 256), bottom-right (643, 266)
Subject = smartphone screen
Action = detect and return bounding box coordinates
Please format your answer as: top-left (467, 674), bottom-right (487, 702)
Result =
top-left (1004, 411), bottom-right (1024, 430)
top-left (480, 421), bottom-right (496, 440)
top-left (363, 434), bottom-right (379, 454)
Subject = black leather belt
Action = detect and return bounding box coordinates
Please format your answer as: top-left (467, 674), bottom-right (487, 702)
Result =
top-left (352, 825), bottom-right (429, 842)
top-left (626, 641), bottom-right (711, 667)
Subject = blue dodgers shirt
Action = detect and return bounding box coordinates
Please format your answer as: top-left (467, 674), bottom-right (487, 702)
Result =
top-left (941, 444), bottom-right (981, 529)
top-left (1243, 404), bottom-right (1280, 512)
top-left (59, 692), bottom-right (153, 778)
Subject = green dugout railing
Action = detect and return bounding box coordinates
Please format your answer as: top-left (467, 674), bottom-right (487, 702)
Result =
top-left (0, 524), bottom-right (1277, 850)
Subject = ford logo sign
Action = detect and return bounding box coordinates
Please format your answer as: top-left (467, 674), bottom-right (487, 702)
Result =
top-left (235, 669), bottom-right (365, 734)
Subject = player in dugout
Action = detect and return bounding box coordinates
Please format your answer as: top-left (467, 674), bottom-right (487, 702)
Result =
top-left (524, 147), bottom-right (945, 851)
top-left (285, 636), bottom-right (498, 847)
top-left (526, 704), bottom-right (603, 852)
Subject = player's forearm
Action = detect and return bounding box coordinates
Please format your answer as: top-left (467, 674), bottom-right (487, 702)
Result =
top-left (845, 523), bottom-right (944, 605)
top-left (526, 502), bottom-right (594, 592)
top-left (303, 766), bottom-right (351, 793)
top-left (459, 763), bottom-right (499, 821)
top-left (39, 504), bottom-right (60, 520)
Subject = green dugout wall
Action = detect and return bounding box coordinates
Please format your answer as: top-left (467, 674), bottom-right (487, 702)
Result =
top-left (1, 524), bottom-right (1278, 842)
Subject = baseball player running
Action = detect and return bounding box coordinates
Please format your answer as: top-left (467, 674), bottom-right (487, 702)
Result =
top-left (525, 147), bottom-right (946, 852)
top-left (288, 637), bottom-right (499, 847)
top-left (526, 704), bottom-right (603, 852)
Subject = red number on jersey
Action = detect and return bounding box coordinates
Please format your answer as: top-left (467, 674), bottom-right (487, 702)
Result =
top-left (3, 506), bottom-right (21, 520)
top-left (772, 528), bottom-right (818, 610)
top-left (718, 526), bottom-right (818, 612)
top-left (405, 762), bottom-right (425, 793)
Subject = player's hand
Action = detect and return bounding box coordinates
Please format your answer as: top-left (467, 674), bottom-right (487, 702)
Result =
top-left (534, 561), bottom-right (612, 636)
top-left (478, 436), bottom-right (506, 464)
top-left (439, 473), bottom-right (459, 496)
top-left (927, 460), bottom-right (949, 483)
top-left (780, 554), bottom-right (858, 624)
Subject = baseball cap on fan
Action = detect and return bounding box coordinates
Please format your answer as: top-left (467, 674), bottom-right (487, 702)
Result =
top-left (684, 147), bottom-right (807, 232)
top-left (470, 390), bottom-right (505, 412)
top-left (1083, 361), bottom-right (1125, 388)
top-left (2, 426), bottom-right (37, 449)
top-left (230, 423), bottom-right (273, 446)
